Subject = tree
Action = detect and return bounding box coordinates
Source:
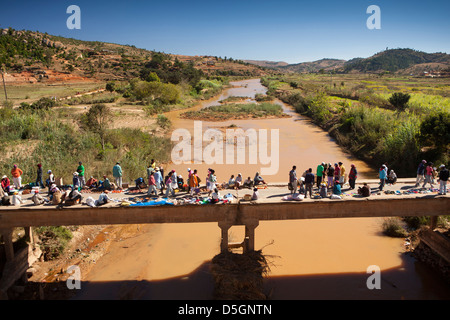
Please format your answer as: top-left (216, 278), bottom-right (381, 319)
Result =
top-left (388, 92), bottom-right (411, 112)
top-left (418, 111), bottom-right (450, 154)
top-left (80, 104), bottom-right (112, 150)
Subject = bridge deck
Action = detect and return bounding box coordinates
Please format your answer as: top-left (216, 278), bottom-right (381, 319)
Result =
top-left (0, 180), bottom-right (448, 228)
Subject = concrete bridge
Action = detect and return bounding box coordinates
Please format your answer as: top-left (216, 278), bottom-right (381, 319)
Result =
top-left (0, 182), bottom-right (448, 299)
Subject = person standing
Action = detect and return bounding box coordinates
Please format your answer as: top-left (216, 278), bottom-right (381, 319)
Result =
top-left (438, 165), bottom-right (448, 195)
top-left (415, 160), bottom-right (427, 187)
top-left (304, 168), bottom-right (315, 198)
top-left (316, 162), bottom-right (324, 188)
top-left (11, 164), bottom-right (23, 189)
top-left (147, 163), bottom-right (154, 181)
top-left (348, 164), bottom-right (357, 190)
top-left (208, 169), bottom-right (217, 196)
top-left (334, 163), bottom-right (340, 184)
top-left (113, 162), bottom-right (123, 189)
top-left (379, 165), bottom-right (387, 191)
top-left (338, 162), bottom-right (346, 185)
top-left (77, 162), bottom-right (86, 188)
top-left (147, 171), bottom-right (157, 196)
top-left (189, 169), bottom-right (199, 196)
top-left (35, 164), bottom-right (44, 188)
top-left (289, 166), bottom-right (298, 194)
top-left (154, 167), bottom-right (164, 195)
top-left (165, 171), bottom-right (176, 197)
top-left (423, 162), bottom-right (434, 188)
top-left (326, 163), bottom-right (334, 189)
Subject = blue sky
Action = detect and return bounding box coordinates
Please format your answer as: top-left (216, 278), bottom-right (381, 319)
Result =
top-left (1, 0), bottom-right (449, 63)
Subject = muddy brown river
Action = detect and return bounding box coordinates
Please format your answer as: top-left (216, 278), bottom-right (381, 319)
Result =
top-left (75, 79), bottom-right (450, 300)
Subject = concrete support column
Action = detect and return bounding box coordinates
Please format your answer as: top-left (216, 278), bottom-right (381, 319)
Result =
top-left (243, 220), bottom-right (259, 253)
top-left (0, 228), bottom-right (14, 262)
top-left (218, 221), bottom-right (232, 253)
top-left (430, 216), bottom-right (438, 230)
top-left (24, 227), bottom-right (34, 244)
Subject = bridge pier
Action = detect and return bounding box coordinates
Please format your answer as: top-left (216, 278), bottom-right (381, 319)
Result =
top-left (218, 220), bottom-right (259, 253)
top-left (243, 220), bottom-right (259, 253)
top-left (0, 228), bottom-right (14, 262)
top-left (430, 216), bottom-right (438, 230)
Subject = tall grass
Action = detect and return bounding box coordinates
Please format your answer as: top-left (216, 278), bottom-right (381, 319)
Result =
top-left (0, 108), bottom-right (172, 185)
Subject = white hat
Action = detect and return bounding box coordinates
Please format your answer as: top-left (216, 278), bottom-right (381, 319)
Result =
top-left (1, 175), bottom-right (6, 179)
top-left (440, 164), bottom-right (445, 168)
top-left (73, 172), bottom-right (79, 175)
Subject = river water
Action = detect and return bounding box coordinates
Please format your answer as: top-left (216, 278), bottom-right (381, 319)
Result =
top-left (75, 79), bottom-right (450, 300)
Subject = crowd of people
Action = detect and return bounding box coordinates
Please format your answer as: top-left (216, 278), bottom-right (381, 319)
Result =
top-left (0, 158), bottom-right (448, 207)
top-left (288, 160), bottom-right (449, 199)
top-left (288, 162), bottom-right (370, 199)
top-left (0, 158), bottom-right (270, 207)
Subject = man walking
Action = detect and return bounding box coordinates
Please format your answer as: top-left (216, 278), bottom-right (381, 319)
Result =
top-left (415, 160), bottom-right (426, 187)
top-left (113, 162), bottom-right (123, 189)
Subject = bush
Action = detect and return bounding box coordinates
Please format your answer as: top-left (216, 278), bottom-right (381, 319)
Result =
top-left (156, 114), bottom-right (171, 129)
top-left (382, 218), bottom-right (407, 237)
top-left (35, 226), bottom-right (73, 260)
top-left (389, 92), bottom-right (411, 112)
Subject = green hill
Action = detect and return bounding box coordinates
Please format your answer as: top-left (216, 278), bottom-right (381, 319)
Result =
top-left (341, 48), bottom-right (450, 73)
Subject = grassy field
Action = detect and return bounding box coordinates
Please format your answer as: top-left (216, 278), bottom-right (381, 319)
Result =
top-left (262, 73), bottom-right (450, 176)
top-left (0, 82), bottom-right (105, 105)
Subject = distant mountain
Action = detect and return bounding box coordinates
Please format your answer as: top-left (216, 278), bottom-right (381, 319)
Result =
top-left (341, 48), bottom-right (450, 73)
top-left (245, 49), bottom-right (450, 75)
top-left (279, 58), bottom-right (346, 73)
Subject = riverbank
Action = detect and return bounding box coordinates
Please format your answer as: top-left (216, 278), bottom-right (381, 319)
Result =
top-left (261, 75), bottom-right (450, 177)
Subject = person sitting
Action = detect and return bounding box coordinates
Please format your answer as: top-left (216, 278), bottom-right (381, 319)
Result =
top-left (211, 188), bottom-right (220, 204)
top-left (243, 176), bottom-right (253, 188)
top-left (387, 170), bottom-right (397, 185)
top-left (65, 187), bottom-right (83, 205)
top-left (252, 188), bottom-right (259, 200)
top-left (253, 172), bottom-right (266, 186)
top-left (11, 191), bottom-right (25, 206)
top-left (228, 175), bottom-right (236, 189)
top-left (135, 177), bottom-right (146, 191)
top-left (177, 175), bottom-right (185, 191)
top-left (31, 191), bottom-right (46, 205)
top-left (72, 172), bottom-right (80, 190)
top-left (235, 173), bottom-right (243, 189)
top-left (358, 183), bottom-right (371, 197)
top-left (319, 183), bottom-right (328, 198)
top-left (86, 176), bottom-right (98, 189)
top-left (332, 180), bottom-right (342, 196)
top-left (96, 190), bottom-right (112, 206)
top-left (1, 175), bottom-right (11, 193)
top-left (51, 186), bottom-right (63, 205)
top-left (98, 175), bottom-right (112, 191)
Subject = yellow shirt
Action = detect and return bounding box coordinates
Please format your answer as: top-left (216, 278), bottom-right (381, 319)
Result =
top-left (340, 165), bottom-right (346, 177)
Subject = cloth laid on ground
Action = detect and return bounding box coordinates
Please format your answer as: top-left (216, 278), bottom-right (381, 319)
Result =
top-left (129, 199), bottom-right (174, 206)
top-left (282, 194), bottom-right (305, 201)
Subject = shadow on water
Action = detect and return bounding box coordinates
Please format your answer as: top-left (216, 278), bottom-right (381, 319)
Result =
top-left (21, 252), bottom-right (450, 300)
